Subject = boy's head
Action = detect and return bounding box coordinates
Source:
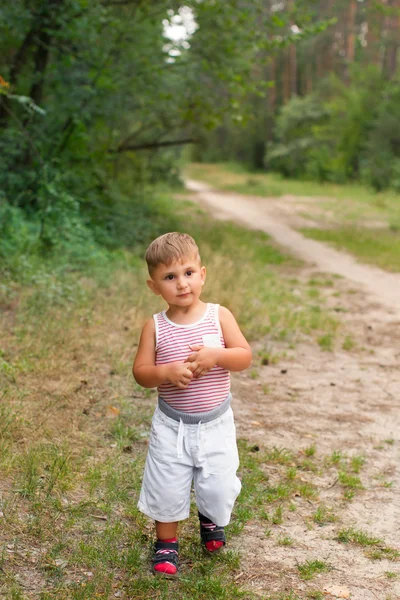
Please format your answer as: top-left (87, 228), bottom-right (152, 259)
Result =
top-left (145, 233), bottom-right (206, 303)
top-left (145, 232), bottom-right (201, 275)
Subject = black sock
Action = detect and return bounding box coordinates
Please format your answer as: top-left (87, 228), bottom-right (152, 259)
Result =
top-left (198, 511), bottom-right (214, 525)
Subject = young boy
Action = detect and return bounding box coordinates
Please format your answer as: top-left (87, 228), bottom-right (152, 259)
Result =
top-left (133, 232), bottom-right (252, 577)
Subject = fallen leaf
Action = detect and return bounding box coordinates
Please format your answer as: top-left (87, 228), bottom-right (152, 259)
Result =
top-left (106, 405), bottom-right (120, 418)
top-left (324, 585), bottom-right (351, 598)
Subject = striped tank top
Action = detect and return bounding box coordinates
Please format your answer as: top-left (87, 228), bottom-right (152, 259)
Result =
top-left (154, 303), bottom-right (230, 413)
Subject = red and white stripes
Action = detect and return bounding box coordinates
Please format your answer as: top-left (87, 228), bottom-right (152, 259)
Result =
top-left (155, 304), bottom-right (230, 413)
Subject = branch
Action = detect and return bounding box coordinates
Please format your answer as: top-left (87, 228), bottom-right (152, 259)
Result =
top-left (112, 138), bottom-right (197, 152)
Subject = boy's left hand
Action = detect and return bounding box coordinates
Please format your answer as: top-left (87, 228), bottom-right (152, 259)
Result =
top-left (186, 345), bottom-right (220, 378)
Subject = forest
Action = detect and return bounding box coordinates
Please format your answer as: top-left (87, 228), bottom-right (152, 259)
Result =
top-left (2, 3), bottom-right (400, 598)
top-left (2, 0), bottom-right (399, 274)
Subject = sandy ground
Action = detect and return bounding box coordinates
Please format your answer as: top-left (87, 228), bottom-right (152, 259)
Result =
top-left (186, 180), bottom-right (400, 600)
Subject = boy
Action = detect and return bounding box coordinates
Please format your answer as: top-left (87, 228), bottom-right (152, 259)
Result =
top-left (133, 232), bottom-right (252, 577)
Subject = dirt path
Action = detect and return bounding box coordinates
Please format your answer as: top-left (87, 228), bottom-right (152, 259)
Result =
top-left (186, 180), bottom-right (400, 600)
top-left (186, 179), bottom-right (400, 315)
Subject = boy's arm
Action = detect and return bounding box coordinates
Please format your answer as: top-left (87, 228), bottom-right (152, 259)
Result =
top-left (133, 318), bottom-right (193, 389)
top-left (187, 306), bottom-right (252, 377)
top-left (217, 305), bottom-right (252, 371)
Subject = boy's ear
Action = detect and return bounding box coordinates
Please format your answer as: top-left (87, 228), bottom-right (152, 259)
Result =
top-left (146, 279), bottom-right (161, 295)
top-left (201, 266), bottom-right (206, 286)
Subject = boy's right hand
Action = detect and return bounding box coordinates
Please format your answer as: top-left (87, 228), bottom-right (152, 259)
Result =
top-left (165, 361), bottom-right (194, 389)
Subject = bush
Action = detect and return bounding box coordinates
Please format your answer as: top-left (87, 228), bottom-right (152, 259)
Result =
top-left (362, 83), bottom-right (400, 191)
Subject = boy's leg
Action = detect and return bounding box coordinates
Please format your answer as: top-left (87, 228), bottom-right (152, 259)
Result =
top-left (198, 511), bottom-right (226, 552)
top-left (194, 408), bottom-right (241, 548)
top-left (153, 521), bottom-right (179, 576)
top-left (156, 521), bottom-right (178, 540)
top-left (137, 410), bottom-right (194, 576)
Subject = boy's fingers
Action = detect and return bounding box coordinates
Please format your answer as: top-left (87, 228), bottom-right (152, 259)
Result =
top-left (186, 353), bottom-right (197, 362)
top-left (189, 344), bottom-right (203, 351)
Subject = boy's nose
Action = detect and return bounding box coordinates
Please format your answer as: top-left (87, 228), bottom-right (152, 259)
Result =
top-left (177, 277), bottom-right (188, 289)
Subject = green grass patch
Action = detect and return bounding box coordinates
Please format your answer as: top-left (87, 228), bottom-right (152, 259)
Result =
top-left (338, 471), bottom-right (363, 490)
top-left (300, 227), bottom-right (400, 273)
top-left (337, 527), bottom-right (382, 546)
top-left (337, 528), bottom-right (400, 562)
top-left (298, 559), bottom-right (329, 580)
top-left (277, 535), bottom-right (293, 546)
top-left (312, 505), bottom-right (336, 526)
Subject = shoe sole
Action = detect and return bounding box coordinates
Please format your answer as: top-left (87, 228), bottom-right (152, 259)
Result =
top-left (152, 568), bottom-right (179, 579)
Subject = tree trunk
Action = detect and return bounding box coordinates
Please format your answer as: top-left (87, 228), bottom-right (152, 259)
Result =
top-left (344, 0), bottom-right (357, 83)
top-left (383, 0), bottom-right (400, 79)
top-left (289, 43), bottom-right (297, 96)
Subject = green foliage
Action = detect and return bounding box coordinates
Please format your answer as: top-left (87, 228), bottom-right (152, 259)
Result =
top-left (266, 94), bottom-right (330, 178)
top-left (267, 68), bottom-right (386, 185)
top-left (1, 0), bottom-right (324, 268)
top-left (362, 82), bottom-right (400, 191)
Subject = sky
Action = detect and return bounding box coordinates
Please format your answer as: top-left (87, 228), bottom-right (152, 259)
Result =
top-left (163, 5), bottom-right (198, 59)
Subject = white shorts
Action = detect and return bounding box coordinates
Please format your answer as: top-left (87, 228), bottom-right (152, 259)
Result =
top-left (138, 405), bottom-right (241, 526)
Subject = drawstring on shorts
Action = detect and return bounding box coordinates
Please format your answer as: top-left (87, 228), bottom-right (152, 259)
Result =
top-left (176, 419), bottom-right (203, 460)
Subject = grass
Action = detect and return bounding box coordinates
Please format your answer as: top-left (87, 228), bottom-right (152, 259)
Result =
top-left (312, 505), bottom-right (336, 526)
top-left (337, 528), bottom-right (400, 562)
top-left (300, 227), bottom-right (400, 273)
top-left (297, 559), bottom-right (329, 580)
top-left (187, 162), bottom-right (400, 273)
top-left (337, 527), bottom-right (381, 546)
top-left (277, 535), bottom-right (294, 546)
top-left (0, 189), bottom-right (344, 599)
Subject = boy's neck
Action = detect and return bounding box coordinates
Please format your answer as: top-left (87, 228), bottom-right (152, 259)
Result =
top-left (165, 299), bottom-right (207, 324)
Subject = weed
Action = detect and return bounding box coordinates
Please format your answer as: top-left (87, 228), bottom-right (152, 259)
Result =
top-left (328, 450), bottom-right (345, 465)
top-left (277, 535), bottom-right (293, 546)
top-left (295, 481), bottom-right (318, 499)
top-left (343, 490), bottom-right (356, 501)
top-left (303, 444), bottom-right (317, 457)
top-left (264, 447), bottom-right (294, 465)
top-left (272, 506), bottom-right (284, 525)
top-left (385, 571), bottom-right (397, 579)
top-left (307, 591), bottom-right (324, 600)
top-left (342, 335), bottom-right (355, 351)
top-left (298, 559), bottom-right (329, 580)
top-left (338, 471), bottom-right (363, 489)
top-left (350, 455), bottom-right (366, 473)
top-left (299, 459), bottom-right (318, 472)
top-left (313, 505), bottom-right (336, 526)
top-left (336, 528), bottom-right (382, 546)
top-left (365, 547), bottom-right (400, 561)
top-left (317, 334), bottom-right (334, 351)
top-left (286, 467), bottom-right (297, 480)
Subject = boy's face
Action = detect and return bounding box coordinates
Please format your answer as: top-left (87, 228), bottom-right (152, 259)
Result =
top-left (147, 255), bottom-right (206, 307)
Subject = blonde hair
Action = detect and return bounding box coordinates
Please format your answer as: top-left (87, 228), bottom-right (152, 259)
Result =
top-left (145, 232), bottom-right (201, 274)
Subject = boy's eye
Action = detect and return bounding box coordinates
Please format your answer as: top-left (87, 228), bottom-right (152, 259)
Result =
top-left (186, 270), bottom-right (193, 276)
top-left (165, 274), bottom-right (174, 280)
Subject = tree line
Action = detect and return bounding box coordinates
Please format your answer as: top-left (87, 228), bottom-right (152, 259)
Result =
top-left (2, 1), bottom-right (397, 272)
top-left (197, 0), bottom-right (400, 191)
